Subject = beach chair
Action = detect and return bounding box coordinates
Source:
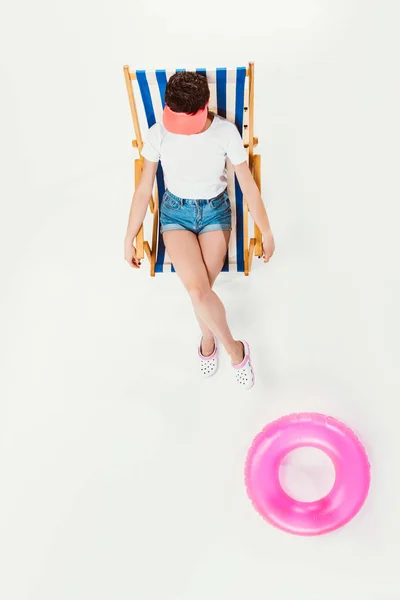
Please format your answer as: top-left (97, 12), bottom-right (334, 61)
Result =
top-left (123, 62), bottom-right (263, 276)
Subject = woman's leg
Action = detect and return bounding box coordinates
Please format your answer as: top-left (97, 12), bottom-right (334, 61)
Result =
top-left (163, 230), bottom-right (243, 364)
top-left (196, 230), bottom-right (230, 355)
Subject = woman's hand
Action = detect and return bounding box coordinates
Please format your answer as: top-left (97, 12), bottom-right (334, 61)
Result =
top-left (124, 237), bottom-right (141, 269)
top-left (262, 230), bottom-right (275, 263)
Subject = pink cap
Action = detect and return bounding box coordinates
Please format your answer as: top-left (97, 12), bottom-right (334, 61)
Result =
top-left (162, 103), bottom-right (208, 135)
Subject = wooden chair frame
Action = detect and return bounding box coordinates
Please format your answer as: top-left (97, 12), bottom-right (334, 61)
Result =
top-left (123, 62), bottom-right (263, 276)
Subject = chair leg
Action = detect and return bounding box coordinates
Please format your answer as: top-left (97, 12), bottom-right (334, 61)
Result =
top-left (254, 224), bottom-right (263, 258)
top-left (136, 225), bottom-right (144, 260)
top-left (245, 153), bottom-right (263, 274)
top-left (245, 238), bottom-right (256, 276)
top-left (253, 154), bottom-right (263, 257)
top-left (134, 159), bottom-right (145, 260)
top-left (243, 195), bottom-right (250, 275)
top-left (249, 238), bottom-right (256, 272)
top-left (144, 242), bottom-right (151, 262)
top-left (244, 248), bottom-right (249, 276)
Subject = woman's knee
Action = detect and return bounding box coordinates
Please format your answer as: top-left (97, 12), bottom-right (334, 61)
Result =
top-left (187, 283), bottom-right (211, 305)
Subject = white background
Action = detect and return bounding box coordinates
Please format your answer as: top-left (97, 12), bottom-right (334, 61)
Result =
top-left (1, 1), bottom-right (399, 598)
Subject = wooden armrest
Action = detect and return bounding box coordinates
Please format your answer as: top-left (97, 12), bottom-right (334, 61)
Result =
top-left (136, 225), bottom-right (144, 260)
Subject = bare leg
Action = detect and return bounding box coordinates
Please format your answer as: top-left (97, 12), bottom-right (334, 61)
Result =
top-left (163, 230), bottom-right (243, 364)
top-left (196, 230), bottom-right (230, 355)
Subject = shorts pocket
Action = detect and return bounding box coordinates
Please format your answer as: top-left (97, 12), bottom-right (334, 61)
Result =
top-left (210, 193), bottom-right (230, 210)
top-left (162, 195), bottom-right (181, 211)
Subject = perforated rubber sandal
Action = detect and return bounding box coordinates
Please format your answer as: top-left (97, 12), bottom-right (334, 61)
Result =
top-left (232, 341), bottom-right (254, 390)
top-left (198, 336), bottom-right (218, 379)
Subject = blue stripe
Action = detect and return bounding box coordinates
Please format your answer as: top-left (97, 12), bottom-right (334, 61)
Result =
top-left (234, 66), bottom-right (247, 272)
top-left (155, 70), bottom-right (167, 108)
top-left (216, 68), bottom-right (227, 119)
top-left (216, 67), bottom-right (228, 269)
top-left (234, 178), bottom-right (244, 272)
top-left (175, 68), bottom-right (185, 73)
top-left (155, 166), bottom-right (167, 272)
top-left (154, 71), bottom-right (169, 270)
top-left (136, 71), bottom-right (166, 271)
top-left (196, 68), bottom-right (207, 77)
top-left (136, 71), bottom-right (156, 127)
top-left (234, 66), bottom-right (246, 135)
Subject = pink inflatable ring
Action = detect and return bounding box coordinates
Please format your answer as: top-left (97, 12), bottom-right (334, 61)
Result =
top-left (245, 413), bottom-right (370, 536)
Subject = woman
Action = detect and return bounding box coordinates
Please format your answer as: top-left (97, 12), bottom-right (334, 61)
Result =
top-left (124, 72), bottom-right (275, 389)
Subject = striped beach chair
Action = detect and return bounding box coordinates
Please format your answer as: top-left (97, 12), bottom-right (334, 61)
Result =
top-left (123, 62), bottom-right (263, 276)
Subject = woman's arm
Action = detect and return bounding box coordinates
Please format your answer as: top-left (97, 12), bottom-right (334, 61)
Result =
top-left (124, 158), bottom-right (158, 269)
top-left (234, 161), bottom-right (275, 263)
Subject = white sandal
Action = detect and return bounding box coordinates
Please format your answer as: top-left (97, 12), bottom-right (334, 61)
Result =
top-left (198, 336), bottom-right (218, 378)
top-left (232, 341), bottom-right (254, 390)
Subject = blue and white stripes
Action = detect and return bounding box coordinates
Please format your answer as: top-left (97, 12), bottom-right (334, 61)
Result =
top-left (135, 67), bottom-right (249, 273)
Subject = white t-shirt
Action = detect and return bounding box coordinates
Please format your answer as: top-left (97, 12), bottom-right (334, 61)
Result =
top-left (141, 114), bottom-right (247, 199)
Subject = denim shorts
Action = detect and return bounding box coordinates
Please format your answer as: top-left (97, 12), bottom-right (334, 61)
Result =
top-left (160, 189), bottom-right (232, 235)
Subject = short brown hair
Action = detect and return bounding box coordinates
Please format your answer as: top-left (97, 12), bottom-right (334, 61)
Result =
top-left (165, 72), bottom-right (210, 115)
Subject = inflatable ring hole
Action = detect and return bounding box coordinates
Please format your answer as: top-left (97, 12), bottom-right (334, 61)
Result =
top-left (279, 447), bottom-right (336, 502)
